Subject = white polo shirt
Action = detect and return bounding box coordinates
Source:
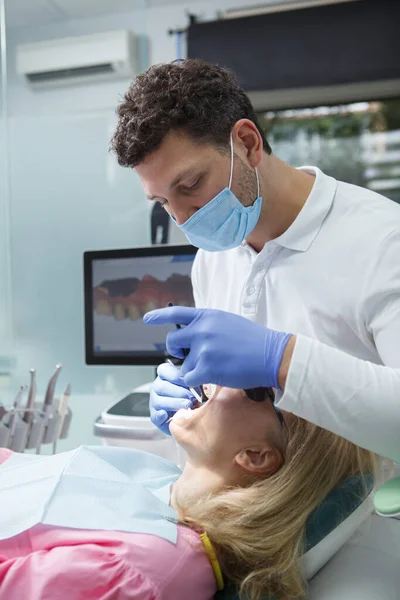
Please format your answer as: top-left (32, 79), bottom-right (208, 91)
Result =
top-left (192, 167), bottom-right (400, 463)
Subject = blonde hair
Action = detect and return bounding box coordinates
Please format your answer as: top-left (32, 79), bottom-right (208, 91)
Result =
top-left (177, 416), bottom-right (380, 600)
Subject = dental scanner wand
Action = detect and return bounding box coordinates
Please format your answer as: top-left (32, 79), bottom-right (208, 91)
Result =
top-left (166, 358), bottom-right (203, 405)
top-left (167, 302), bottom-right (208, 403)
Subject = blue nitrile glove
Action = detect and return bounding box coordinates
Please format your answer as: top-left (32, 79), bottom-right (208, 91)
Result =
top-left (144, 306), bottom-right (292, 390)
top-left (150, 362), bottom-right (196, 435)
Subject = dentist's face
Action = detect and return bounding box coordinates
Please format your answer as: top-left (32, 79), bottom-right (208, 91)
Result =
top-left (135, 130), bottom-right (258, 226)
top-left (170, 386), bottom-right (285, 482)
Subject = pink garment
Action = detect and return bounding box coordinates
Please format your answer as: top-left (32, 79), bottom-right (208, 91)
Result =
top-left (0, 449), bottom-right (216, 600)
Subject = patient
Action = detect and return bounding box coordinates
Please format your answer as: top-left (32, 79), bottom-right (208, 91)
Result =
top-left (0, 385), bottom-right (378, 600)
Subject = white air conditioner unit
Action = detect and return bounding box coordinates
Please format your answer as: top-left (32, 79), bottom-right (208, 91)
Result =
top-left (16, 30), bottom-right (137, 87)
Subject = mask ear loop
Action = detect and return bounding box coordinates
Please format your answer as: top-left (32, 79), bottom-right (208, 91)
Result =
top-left (228, 135), bottom-right (234, 190)
top-left (255, 168), bottom-right (260, 197)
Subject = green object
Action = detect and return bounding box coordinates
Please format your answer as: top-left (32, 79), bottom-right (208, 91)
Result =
top-left (373, 476), bottom-right (400, 517)
top-left (214, 475), bottom-right (372, 600)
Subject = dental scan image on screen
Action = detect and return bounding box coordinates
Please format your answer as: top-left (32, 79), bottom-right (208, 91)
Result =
top-left (92, 254), bottom-right (195, 360)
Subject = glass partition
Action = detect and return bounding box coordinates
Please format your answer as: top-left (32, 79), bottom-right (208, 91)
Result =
top-left (0, 0), bottom-right (161, 405)
top-left (0, 0), bottom-right (13, 365)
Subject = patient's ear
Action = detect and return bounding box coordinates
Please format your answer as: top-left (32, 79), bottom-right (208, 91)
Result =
top-left (235, 446), bottom-right (283, 475)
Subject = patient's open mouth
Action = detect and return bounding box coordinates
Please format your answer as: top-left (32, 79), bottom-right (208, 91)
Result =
top-left (170, 384), bottom-right (218, 423)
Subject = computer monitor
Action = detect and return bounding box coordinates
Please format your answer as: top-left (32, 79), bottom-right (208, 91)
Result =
top-left (84, 245), bottom-right (198, 366)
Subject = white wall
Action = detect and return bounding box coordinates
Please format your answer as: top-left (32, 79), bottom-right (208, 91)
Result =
top-left (5, 0), bottom-right (279, 116)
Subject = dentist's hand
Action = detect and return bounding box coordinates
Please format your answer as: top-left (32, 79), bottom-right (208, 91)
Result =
top-left (144, 306), bottom-right (293, 391)
top-left (150, 362), bottom-right (196, 435)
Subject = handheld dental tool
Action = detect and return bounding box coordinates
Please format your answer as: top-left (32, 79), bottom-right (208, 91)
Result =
top-left (9, 385), bottom-right (30, 452)
top-left (7, 386), bottom-right (26, 436)
top-left (52, 383), bottom-right (71, 454)
top-left (0, 405), bottom-right (10, 447)
top-left (166, 359), bottom-right (203, 404)
top-left (25, 408), bottom-right (46, 451)
top-left (167, 302), bottom-right (208, 403)
top-left (42, 364), bottom-right (62, 416)
top-left (37, 364), bottom-right (62, 453)
top-left (23, 367), bottom-right (44, 451)
top-left (0, 422), bottom-right (9, 447)
top-left (59, 405), bottom-right (72, 440)
top-left (23, 368), bottom-right (36, 425)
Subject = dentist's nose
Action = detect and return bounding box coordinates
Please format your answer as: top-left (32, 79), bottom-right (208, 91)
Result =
top-left (172, 205), bottom-right (199, 226)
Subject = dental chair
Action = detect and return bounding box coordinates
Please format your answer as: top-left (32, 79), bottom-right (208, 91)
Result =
top-left (216, 473), bottom-right (400, 600)
top-left (374, 474), bottom-right (400, 518)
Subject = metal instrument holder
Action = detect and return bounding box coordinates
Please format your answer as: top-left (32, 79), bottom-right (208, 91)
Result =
top-left (0, 403), bottom-right (73, 452)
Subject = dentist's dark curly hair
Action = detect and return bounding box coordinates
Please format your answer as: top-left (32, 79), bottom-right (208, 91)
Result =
top-left (111, 59), bottom-right (272, 168)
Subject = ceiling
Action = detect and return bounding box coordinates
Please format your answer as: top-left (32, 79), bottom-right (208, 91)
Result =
top-left (4, 0), bottom-right (190, 29)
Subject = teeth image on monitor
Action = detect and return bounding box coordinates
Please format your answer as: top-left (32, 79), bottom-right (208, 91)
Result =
top-left (95, 298), bottom-right (112, 316)
top-left (143, 299), bottom-right (158, 314)
top-left (128, 303), bottom-right (141, 320)
top-left (113, 303), bottom-right (126, 320)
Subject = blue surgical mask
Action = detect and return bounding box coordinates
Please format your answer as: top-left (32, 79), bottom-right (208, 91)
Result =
top-left (175, 135), bottom-right (262, 252)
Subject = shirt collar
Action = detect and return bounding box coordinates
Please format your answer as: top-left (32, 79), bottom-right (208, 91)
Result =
top-left (273, 166), bottom-right (337, 252)
top-left (241, 166), bottom-right (337, 255)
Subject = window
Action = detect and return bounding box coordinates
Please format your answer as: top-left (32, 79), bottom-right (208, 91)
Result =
top-left (257, 98), bottom-right (400, 204)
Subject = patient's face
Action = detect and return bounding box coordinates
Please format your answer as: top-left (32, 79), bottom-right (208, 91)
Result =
top-left (170, 386), bottom-right (284, 482)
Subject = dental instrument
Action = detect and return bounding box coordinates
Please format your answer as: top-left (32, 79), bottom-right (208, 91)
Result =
top-left (0, 422), bottom-right (9, 447)
top-left (166, 359), bottom-right (203, 405)
top-left (42, 364), bottom-right (62, 416)
top-left (37, 364), bottom-right (62, 453)
top-left (41, 365), bottom-right (63, 447)
top-left (59, 406), bottom-right (73, 439)
top-left (25, 411), bottom-right (46, 451)
top-left (0, 365), bottom-right (73, 453)
top-left (52, 383), bottom-right (71, 454)
top-left (7, 385), bottom-right (26, 436)
top-left (23, 367), bottom-right (45, 450)
top-left (8, 386), bottom-right (30, 452)
top-left (23, 369), bottom-right (36, 425)
top-left (0, 406), bottom-right (9, 447)
top-left (167, 302), bottom-right (208, 403)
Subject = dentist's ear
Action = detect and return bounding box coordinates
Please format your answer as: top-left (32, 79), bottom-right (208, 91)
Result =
top-left (232, 119), bottom-right (264, 168)
top-left (235, 446), bottom-right (283, 476)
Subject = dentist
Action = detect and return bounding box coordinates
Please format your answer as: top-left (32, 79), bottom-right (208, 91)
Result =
top-left (112, 59), bottom-right (400, 464)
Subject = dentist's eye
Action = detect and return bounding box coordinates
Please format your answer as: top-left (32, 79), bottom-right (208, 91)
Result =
top-left (180, 177), bottom-right (202, 194)
top-left (188, 178), bottom-right (201, 189)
